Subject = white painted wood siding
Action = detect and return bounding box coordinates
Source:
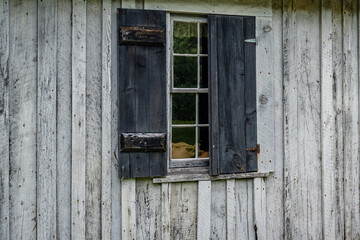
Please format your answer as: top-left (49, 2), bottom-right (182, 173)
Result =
top-left (0, 0), bottom-right (360, 239)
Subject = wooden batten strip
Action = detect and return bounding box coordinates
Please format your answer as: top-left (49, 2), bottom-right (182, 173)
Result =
top-left (265, 0), bottom-right (284, 238)
top-left (121, 179), bottom-right (137, 240)
top-left (197, 181), bottom-right (211, 240)
top-left (110, 1), bottom-right (122, 240)
top-left (253, 178), bottom-right (266, 240)
top-left (321, 1), bottom-right (339, 239)
top-left (101, 0), bottom-right (112, 239)
top-left (343, 0), bottom-right (360, 238)
top-left (0, 0), bottom-right (9, 239)
top-left (57, 0), bottom-right (72, 238)
top-left (71, 0), bottom-right (87, 239)
top-left (256, 16), bottom-right (274, 173)
top-left (161, 183), bottom-right (171, 240)
top-left (37, 0), bottom-right (57, 239)
top-left (226, 180), bottom-right (236, 240)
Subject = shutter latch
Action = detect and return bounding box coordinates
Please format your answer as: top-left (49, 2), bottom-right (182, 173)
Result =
top-left (244, 38), bottom-right (258, 45)
top-left (246, 144), bottom-right (260, 153)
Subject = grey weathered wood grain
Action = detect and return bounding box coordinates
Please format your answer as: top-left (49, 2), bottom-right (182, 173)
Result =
top-left (122, 179), bottom-right (137, 240)
top-left (210, 181), bottom-right (227, 240)
top-left (283, 0), bottom-right (322, 239)
top-left (9, 1), bottom-right (38, 239)
top-left (135, 180), bottom-right (162, 239)
top-left (56, 0), bottom-right (72, 239)
top-left (144, 0), bottom-right (272, 17)
top-left (343, 1), bottom-right (360, 239)
top-left (226, 180), bottom-right (236, 240)
top-left (101, 0), bottom-right (112, 239)
top-left (235, 180), bottom-right (255, 240)
top-left (256, 16), bottom-right (274, 173)
top-left (161, 183), bottom-right (171, 240)
top-left (0, 0), bottom-right (9, 239)
top-left (71, 0), bottom-right (87, 239)
top-left (197, 181), bottom-right (211, 240)
top-left (85, 1), bottom-right (102, 239)
top-left (253, 178), bottom-right (266, 240)
top-left (170, 182), bottom-right (198, 239)
top-left (265, 0), bottom-right (284, 238)
top-left (111, 1), bottom-right (122, 240)
top-left (37, 0), bottom-right (57, 239)
top-left (331, 1), bottom-right (345, 238)
top-left (321, 0), bottom-right (345, 239)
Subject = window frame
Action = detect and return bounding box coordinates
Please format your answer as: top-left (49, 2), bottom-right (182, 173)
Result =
top-left (167, 14), bottom-right (210, 174)
top-left (160, 11), bottom-right (275, 182)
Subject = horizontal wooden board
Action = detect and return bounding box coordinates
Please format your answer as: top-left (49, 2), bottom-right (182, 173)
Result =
top-left (119, 26), bottom-right (165, 45)
top-left (120, 133), bottom-right (167, 152)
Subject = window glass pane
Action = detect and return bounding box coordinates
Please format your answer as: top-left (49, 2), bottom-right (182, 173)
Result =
top-left (198, 127), bottom-right (209, 158)
top-left (198, 93), bottom-right (208, 124)
top-left (172, 93), bottom-right (195, 124)
top-left (174, 56), bottom-right (197, 88)
top-left (200, 57), bottom-right (208, 88)
top-left (200, 23), bottom-right (208, 54)
top-left (172, 127), bottom-right (196, 159)
top-left (173, 21), bottom-right (197, 54)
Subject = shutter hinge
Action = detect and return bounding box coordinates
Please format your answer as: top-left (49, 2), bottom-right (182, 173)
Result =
top-left (246, 144), bottom-right (260, 153)
top-left (244, 37), bottom-right (258, 45)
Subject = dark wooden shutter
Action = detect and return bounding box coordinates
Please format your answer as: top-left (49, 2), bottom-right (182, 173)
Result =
top-left (209, 15), bottom-right (257, 175)
top-left (118, 9), bottom-right (167, 178)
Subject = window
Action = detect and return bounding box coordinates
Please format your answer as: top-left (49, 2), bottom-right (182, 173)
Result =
top-left (169, 16), bottom-right (210, 171)
top-left (117, 9), bottom-right (260, 179)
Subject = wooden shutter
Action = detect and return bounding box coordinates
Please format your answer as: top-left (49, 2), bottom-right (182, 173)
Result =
top-left (118, 9), bottom-right (167, 178)
top-left (209, 15), bottom-right (257, 175)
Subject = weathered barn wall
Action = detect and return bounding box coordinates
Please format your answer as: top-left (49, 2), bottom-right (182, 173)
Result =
top-left (0, 0), bottom-right (359, 240)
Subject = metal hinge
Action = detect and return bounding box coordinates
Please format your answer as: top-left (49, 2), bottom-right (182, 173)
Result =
top-left (246, 144), bottom-right (260, 153)
top-left (244, 38), bottom-right (258, 45)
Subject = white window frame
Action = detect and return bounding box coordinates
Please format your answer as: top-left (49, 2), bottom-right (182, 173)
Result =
top-left (167, 14), bottom-right (210, 174)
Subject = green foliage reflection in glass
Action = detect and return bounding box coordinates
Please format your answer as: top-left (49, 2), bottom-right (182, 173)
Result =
top-left (172, 93), bottom-right (195, 124)
top-left (174, 56), bottom-right (197, 88)
top-left (173, 22), bottom-right (197, 54)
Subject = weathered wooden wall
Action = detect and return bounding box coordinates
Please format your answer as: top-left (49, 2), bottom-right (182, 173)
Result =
top-left (0, 0), bottom-right (359, 239)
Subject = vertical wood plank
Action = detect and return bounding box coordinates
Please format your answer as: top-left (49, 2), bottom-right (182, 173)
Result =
top-left (331, 1), bottom-right (345, 238)
top-left (8, 1), bottom-right (38, 239)
top-left (321, 1), bottom-right (345, 239)
top-left (85, 1), bottom-right (102, 239)
top-left (161, 183), bottom-right (171, 240)
top-left (37, 0), bottom-right (57, 239)
top-left (235, 180), bottom-right (255, 240)
top-left (197, 181), bottom-right (211, 240)
top-left (0, 0), bottom-right (9, 239)
top-left (256, 16), bottom-right (274, 173)
top-left (265, 0), bottom-right (284, 238)
top-left (170, 182), bottom-right (198, 240)
top-left (101, 0), bottom-right (112, 239)
top-left (135, 180), bottom-right (161, 240)
top-left (283, 0), bottom-right (322, 239)
top-left (343, 0), bottom-right (360, 239)
top-left (71, 0), bottom-right (86, 239)
top-left (253, 178), bottom-right (266, 240)
top-left (56, 0), bottom-right (72, 238)
top-left (226, 180), bottom-right (236, 240)
top-left (121, 179), bottom-right (137, 240)
top-left (111, 1), bottom-right (121, 240)
top-left (210, 181), bottom-right (226, 240)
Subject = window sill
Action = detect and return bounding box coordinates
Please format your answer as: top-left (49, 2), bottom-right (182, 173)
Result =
top-left (153, 171), bottom-right (271, 183)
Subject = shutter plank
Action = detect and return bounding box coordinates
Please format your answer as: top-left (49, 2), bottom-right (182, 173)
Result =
top-left (244, 17), bottom-right (257, 172)
top-left (209, 15), bottom-right (257, 175)
top-left (118, 9), bottom-right (167, 178)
